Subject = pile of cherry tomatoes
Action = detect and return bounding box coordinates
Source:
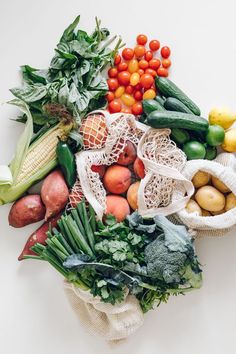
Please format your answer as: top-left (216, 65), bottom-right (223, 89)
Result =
top-left (106, 34), bottom-right (171, 115)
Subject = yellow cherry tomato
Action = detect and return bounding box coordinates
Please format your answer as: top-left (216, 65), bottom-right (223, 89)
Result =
top-left (143, 89), bottom-right (156, 100)
top-left (121, 93), bottom-right (135, 106)
top-left (114, 86), bottom-right (125, 98)
top-left (128, 59), bottom-right (139, 73)
top-left (130, 73), bottom-right (140, 86)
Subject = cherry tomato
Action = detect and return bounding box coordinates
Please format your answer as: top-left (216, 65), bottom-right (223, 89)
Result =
top-left (149, 59), bottom-right (161, 70)
top-left (118, 62), bottom-right (128, 72)
top-left (128, 59), bottom-right (139, 73)
top-left (106, 91), bottom-right (115, 102)
top-left (117, 71), bottom-right (131, 86)
top-left (108, 67), bottom-right (118, 78)
top-left (157, 67), bottom-right (168, 77)
top-left (140, 73), bottom-right (154, 89)
top-left (145, 68), bottom-right (157, 77)
top-left (130, 72), bottom-right (140, 86)
top-left (136, 34), bottom-right (148, 45)
top-left (115, 86), bottom-right (125, 98)
top-left (107, 78), bottom-right (119, 91)
top-left (121, 93), bottom-right (135, 107)
top-left (122, 48), bottom-right (134, 61)
top-left (114, 54), bottom-right (121, 65)
top-left (138, 69), bottom-right (144, 76)
top-left (125, 85), bottom-right (134, 94)
top-left (143, 89), bottom-right (156, 100)
top-left (109, 100), bottom-right (122, 113)
top-left (132, 102), bottom-right (143, 115)
top-left (161, 46), bottom-right (171, 58)
top-left (145, 50), bottom-right (153, 61)
top-left (162, 59), bottom-right (172, 68)
top-left (134, 45), bottom-right (146, 58)
top-left (134, 83), bottom-right (142, 91)
top-left (133, 90), bottom-right (143, 101)
top-left (121, 107), bottom-right (132, 114)
top-left (149, 40), bottom-right (160, 51)
top-left (139, 59), bottom-right (149, 70)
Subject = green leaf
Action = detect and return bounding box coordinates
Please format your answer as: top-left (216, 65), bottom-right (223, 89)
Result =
top-left (21, 65), bottom-right (48, 84)
top-left (10, 84), bottom-right (47, 103)
top-left (60, 15), bottom-right (80, 43)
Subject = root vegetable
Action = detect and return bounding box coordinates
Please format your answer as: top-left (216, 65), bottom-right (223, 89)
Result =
top-left (192, 171), bottom-right (211, 188)
top-left (211, 176), bottom-right (230, 193)
top-left (185, 199), bottom-right (202, 216)
top-left (18, 214), bottom-right (61, 260)
top-left (201, 209), bottom-right (211, 216)
top-left (225, 192), bottom-right (236, 211)
top-left (133, 157), bottom-right (145, 179)
top-left (8, 194), bottom-right (45, 228)
top-left (195, 186), bottom-right (225, 212)
top-left (41, 170), bottom-right (69, 220)
top-left (127, 181), bottom-right (140, 210)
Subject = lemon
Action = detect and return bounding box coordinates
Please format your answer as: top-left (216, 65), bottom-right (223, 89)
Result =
top-left (221, 129), bottom-right (236, 152)
top-left (209, 107), bottom-right (236, 129)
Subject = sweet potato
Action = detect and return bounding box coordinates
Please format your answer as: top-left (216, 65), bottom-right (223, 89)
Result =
top-left (18, 214), bottom-right (61, 260)
top-left (8, 194), bottom-right (45, 228)
top-left (41, 170), bottom-right (69, 220)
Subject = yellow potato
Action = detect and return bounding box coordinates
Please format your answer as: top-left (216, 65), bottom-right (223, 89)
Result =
top-left (211, 176), bottom-right (230, 193)
top-left (192, 171), bottom-right (211, 188)
top-left (225, 192), bottom-right (236, 211)
top-left (201, 209), bottom-right (211, 216)
top-left (195, 186), bottom-right (225, 212)
top-left (185, 199), bottom-right (202, 216)
top-left (211, 209), bottom-right (225, 216)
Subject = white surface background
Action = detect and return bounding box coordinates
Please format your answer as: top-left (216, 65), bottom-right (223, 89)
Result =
top-left (0, 1), bottom-right (236, 353)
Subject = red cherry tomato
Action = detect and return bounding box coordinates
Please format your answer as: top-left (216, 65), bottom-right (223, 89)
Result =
top-left (134, 45), bottom-right (146, 58)
top-left (106, 91), bottom-right (115, 102)
top-left (108, 67), bottom-right (118, 78)
top-left (118, 62), bottom-right (128, 72)
top-left (109, 100), bottom-right (122, 113)
top-left (161, 46), bottom-right (171, 58)
top-left (132, 102), bottom-right (143, 115)
top-left (117, 71), bottom-right (131, 86)
top-left (149, 59), bottom-right (161, 70)
top-left (162, 59), bottom-right (172, 68)
top-left (122, 48), bottom-right (134, 60)
top-left (134, 83), bottom-right (142, 91)
top-left (139, 59), bottom-right (149, 70)
top-left (140, 74), bottom-right (154, 89)
top-left (145, 50), bottom-right (153, 61)
top-left (107, 78), bottom-right (119, 91)
top-left (145, 68), bottom-right (157, 77)
top-left (125, 85), bottom-right (134, 94)
top-left (157, 67), bottom-right (169, 77)
top-left (133, 90), bottom-right (143, 101)
top-left (149, 40), bottom-right (160, 51)
top-left (136, 34), bottom-right (148, 45)
top-left (114, 54), bottom-right (121, 65)
top-left (138, 69), bottom-right (144, 76)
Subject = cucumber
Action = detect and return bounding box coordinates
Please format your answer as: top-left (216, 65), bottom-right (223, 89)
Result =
top-left (147, 111), bottom-right (209, 131)
top-left (155, 77), bottom-right (201, 116)
top-left (164, 97), bottom-right (193, 114)
top-left (142, 99), bottom-right (165, 115)
top-left (155, 96), bottom-right (166, 106)
top-left (170, 128), bottom-right (190, 145)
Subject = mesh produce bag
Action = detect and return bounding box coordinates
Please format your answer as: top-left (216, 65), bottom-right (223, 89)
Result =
top-left (173, 153), bottom-right (236, 237)
top-left (72, 110), bottom-right (194, 219)
top-left (64, 281), bottom-right (144, 341)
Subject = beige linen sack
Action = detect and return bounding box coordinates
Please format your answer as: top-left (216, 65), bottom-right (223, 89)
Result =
top-left (64, 282), bottom-right (144, 341)
top-left (74, 110), bottom-right (194, 219)
top-left (174, 153), bottom-right (236, 237)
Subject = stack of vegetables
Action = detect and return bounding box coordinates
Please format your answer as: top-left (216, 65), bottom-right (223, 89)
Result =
top-left (1, 14), bottom-right (236, 323)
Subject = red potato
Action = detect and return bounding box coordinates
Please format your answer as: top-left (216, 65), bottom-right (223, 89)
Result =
top-left (18, 214), bottom-right (61, 260)
top-left (41, 170), bottom-right (69, 220)
top-left (8, 194), bottom-right (45, 228)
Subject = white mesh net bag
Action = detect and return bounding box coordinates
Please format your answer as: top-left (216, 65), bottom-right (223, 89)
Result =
top-left (173, 153), bottom-right (236, 237)
top-left (73, 110), bottom-right (194, 220)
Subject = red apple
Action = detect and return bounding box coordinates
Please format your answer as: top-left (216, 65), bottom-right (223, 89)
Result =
top-left (133, 157), bottom-right (145, 179)
top-left (91, 165), bottom-right (106, 178)
top-left (117, 141), bottom-right (137, 166)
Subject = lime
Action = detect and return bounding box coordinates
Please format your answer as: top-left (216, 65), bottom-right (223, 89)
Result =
top-left (204, 145), bottom-right (217, 160)
top-left (183, 141), bottom-right (206, 160)
top-left (206, 125), bottom-right (225, 146)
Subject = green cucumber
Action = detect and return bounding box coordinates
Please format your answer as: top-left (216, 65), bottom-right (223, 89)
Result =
top-left (155, 77), bottom-right (201, 116)
top-left (154, 96), bottom-right (166, 106)
top-left (170, 128), bottom-right (190, 145)
top-left (142, 99), bottom-right (165, 115)
top-left (147, 111), bottom-right (209, 131)
top-left (164, 97), bottom-right (193, 114)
